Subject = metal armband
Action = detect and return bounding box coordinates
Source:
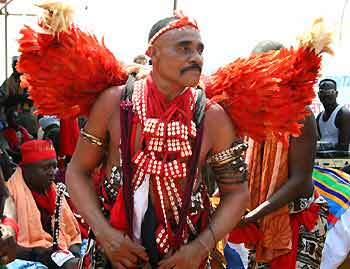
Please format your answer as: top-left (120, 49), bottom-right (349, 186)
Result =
top-left (207, 141), bottom-right (248, 185)
top-left (80, 129), bottom-right (105, 147)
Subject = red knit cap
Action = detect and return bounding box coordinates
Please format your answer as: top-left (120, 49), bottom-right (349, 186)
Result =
top-left (20, 140), bottom-right (56, 165)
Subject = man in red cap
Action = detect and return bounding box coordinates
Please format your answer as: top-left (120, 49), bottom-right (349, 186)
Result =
top-left (6, 140), bottom-right (81, 269)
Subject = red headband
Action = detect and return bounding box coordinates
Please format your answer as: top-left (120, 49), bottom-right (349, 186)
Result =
top-left (20, 140), bottom-right (56, 165)
top-left (146, 10), bottom-right (199, 56)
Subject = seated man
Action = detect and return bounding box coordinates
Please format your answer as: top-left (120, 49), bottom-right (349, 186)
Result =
top-left (6, 140), bottom-right (81, 269)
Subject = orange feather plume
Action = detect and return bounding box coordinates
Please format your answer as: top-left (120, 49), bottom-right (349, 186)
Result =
top-left (17, 2), bottom-right (127, 118)
top-left (206, 18), bottom-right (332, 144)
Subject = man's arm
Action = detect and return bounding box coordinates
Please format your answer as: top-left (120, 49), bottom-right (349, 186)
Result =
top-left (66, 86), bottom-right (121, 235)
top-left (159, 104), bottom-right (249, 269)
top-left (244, 112), bottom-right (316, 223)
top-left (66, 86), bottom-right (147, 268)
top-left (335, 108), bottom-right (350, 151)
top-left (195, 104), bottom-right (249, 248)
top-left (315, 113), bottom-right (321, 140)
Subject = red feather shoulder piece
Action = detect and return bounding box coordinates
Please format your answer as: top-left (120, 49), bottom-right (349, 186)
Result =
top-left (17, 2), bottom-right (127, 118)
top-left (206, 18), bottom-right (333, 144)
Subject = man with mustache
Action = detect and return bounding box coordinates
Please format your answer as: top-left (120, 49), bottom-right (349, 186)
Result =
top-left (6, 140), bottom-right (81, 269)
top-left (67, 13), bottom-right (249, 269)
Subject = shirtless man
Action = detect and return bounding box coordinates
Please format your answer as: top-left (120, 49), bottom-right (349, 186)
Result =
top-left (66, 15), bottom-right (249, 269)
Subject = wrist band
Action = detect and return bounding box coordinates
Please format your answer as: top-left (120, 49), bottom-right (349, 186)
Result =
top-left (2, 217), bottom-right (19, 240)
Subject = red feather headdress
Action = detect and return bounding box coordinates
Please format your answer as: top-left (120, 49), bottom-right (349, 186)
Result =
top-left (206, 18), bottom-right (333, 144)
top-left (17, 2), bottom-right (127, 118)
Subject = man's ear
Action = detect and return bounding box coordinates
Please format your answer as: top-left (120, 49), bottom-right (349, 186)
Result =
top-left (150, 45), bottom-right (159, 61)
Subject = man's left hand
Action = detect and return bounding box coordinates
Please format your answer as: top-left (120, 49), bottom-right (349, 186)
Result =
top-left (158, 241), bottom-right (206, 269)
top-left (241, 210), bottom-right (258, 225)
top-left (0, 224), bottom-right (17, 265)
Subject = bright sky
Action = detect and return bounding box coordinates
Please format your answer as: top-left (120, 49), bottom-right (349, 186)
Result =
top-left (1, 0), bottom-right (350, 82)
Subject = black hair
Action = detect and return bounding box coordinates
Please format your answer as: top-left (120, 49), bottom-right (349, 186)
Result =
top-left (319, 79), bottom-right (337, 90)
top-left (252, 40), bottom-right (284, 54)
top-left (148, 16), bottom-right (178, 42)
top-left (133, 54), bottom-right (147, 63)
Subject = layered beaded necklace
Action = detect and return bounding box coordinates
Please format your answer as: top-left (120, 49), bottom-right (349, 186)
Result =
top-left (131, 75), bottom-right (199, 253)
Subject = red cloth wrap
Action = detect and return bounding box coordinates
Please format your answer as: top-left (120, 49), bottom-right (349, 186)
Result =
top-left (60, 118), bottom-right (79, 157)
top-left (270, 203), bottom-right (320, 269)
top-left (31, 184), bottom-right (56, 215)
top-left (228, 223), bottom-right (263, 245)
top-left (109, 187), bottom-right (128, 233)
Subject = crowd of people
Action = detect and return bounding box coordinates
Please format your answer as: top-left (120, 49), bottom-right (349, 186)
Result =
top-left (0, 3), bottom-right (349, 269)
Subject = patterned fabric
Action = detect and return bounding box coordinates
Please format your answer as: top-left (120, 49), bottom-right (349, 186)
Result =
top-left (295, 199), bottom-right (327, 269)
top-left (312, 166), bottom-right (350, 229)
top-left (248, 197), bottom-right (328, 269)
top-left (246, 137), bottom-right (292, 262)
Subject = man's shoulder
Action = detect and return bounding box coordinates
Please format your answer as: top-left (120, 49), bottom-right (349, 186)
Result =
top-left (96, 86), bottom-right (123, 105)
top-left (316, 110), bottom-right (324, 120)
top-left (204, 102), bottom-right (235, 139)
top-left (337, 106), bottom-right (350, 118)
top-left (6, 167), bottom-right (21, 187)
top-left (91, 86), bottom-right (124, 115)
top-left (205, 102), bottom-right (228, 122)
top-left (339, 106), bottom-right (350, 114)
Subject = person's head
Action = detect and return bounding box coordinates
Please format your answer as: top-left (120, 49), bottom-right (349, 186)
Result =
top-left (45, 127), bottom-right (60, 154)
top-left (318, 79), bottom-right (337, 106)
top-left (251, 40), bottom-right (284, 54)
top-left (133, 54), bottom-right (148, 65)
top-left (6, 110), bottom-right (19, 129)
top-left (147, 14), bottom-right (203, 90)
top-left (20, 140), bottom-right (57, 193)
top-left (38, 116), bottom-right (60, 131)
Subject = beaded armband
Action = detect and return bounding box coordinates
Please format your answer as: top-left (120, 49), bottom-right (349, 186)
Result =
top-left (207, 141), bottom-right (248, 184)
top-left (80, 129), bottom-right (105, 147)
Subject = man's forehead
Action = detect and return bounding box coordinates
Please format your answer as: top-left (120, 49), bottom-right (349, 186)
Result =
top-left (156, 26), bottom-right (202, 45)
top-left (319, 82), bottom-right (336, 90)
top-left (31, 158), bottom-right (57, 167)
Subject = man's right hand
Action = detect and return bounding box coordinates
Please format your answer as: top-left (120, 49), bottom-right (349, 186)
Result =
top-left (97, 226), bottom-right (149, 268)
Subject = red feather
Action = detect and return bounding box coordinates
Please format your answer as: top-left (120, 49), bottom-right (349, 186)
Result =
top-left (17, 25), bottom-right (127, 119)
top-left (207, 47), bottom-right (320, 143)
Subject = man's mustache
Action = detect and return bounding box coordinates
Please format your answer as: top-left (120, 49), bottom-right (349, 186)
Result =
top-left (180, 64), bottom-right (202, 75)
